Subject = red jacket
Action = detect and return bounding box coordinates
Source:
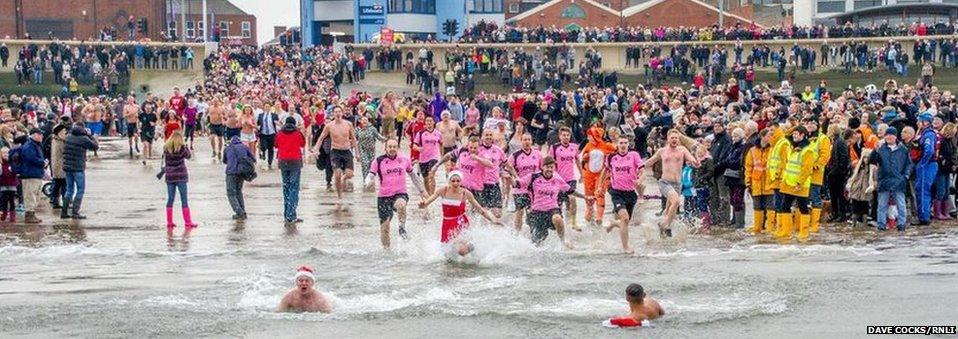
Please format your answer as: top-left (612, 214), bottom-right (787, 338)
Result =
top-left (275, 129), bottom-right (305, 161)
top-left (0, 162), bottom-right (18, 187)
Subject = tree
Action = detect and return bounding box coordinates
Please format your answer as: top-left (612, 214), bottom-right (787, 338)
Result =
top-left (442, 19), bottom-right (459, 41)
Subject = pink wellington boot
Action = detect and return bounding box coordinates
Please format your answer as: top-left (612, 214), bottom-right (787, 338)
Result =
top-left (8, 211), bottom-right (16, 223)
top-left (182, 207), bottom-right (198, 228)
top-left (166, 207), bottom-right (176, 228)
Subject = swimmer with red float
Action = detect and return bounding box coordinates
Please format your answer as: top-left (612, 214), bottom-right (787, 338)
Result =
top-left (604, 283), bottom-right (664, 328)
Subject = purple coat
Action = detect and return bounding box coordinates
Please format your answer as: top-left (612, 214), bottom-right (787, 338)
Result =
top-left (164, 147), bottom-right (192, 183)
top-left (428, 92), bottom-right (447, 121)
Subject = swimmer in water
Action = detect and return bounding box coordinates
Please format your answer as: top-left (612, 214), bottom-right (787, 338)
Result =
top-left (419, 171), bottom-right (501, 257)
top-left (278, 266), bottom-right (332, 313)
top-left (608, 283), bottom-right (663, 327)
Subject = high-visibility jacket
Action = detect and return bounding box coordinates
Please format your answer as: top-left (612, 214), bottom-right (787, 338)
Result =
top-left (809, 132), bottom-right (832, 185)
top-left (744, 144), bottom-right (773, 196)
top-left (780, 143), bottom-right (816, 198)
top-left (767, 136), bottom-right (791, 190)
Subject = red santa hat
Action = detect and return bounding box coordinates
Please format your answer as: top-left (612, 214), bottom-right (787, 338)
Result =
top-left (294, 266), bottom-right (315, 281)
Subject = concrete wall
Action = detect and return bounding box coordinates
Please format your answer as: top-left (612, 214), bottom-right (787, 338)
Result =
top-left (387, 14), bottom-right (437, 33)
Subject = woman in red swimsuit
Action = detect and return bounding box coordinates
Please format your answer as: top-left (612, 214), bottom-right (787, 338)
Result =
top-left (419, 171), bottom-right (499, 256)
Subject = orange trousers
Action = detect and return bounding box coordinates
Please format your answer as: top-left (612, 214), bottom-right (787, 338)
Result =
top-left (582, 170), bottom-right (609, 223)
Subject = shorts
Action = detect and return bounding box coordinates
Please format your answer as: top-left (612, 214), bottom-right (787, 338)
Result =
top-left (225, 127), bottom-right (241, 140)
top-left (478, 183), bottom-right (502, 209)
top-left (209, 124), bottom-right (225, 137)
top-left (558, 180), bottom-right (577, 205)
top-left (140, 128), bottom-right (156, 142)
top-left (377, 193), bottom-right (409, 223)
top-left (753, 194), bottom-right (773, 211)
top-left (330, 149), bottom-right (354, 171)
top-left (88, 121), bottom-right (104, 136)
top-left (514, 193), bottom-right (531, 210)
top-left (658, 179), bottom-right (681, 197)
top-left (240, 132), bottom-right (257, 143)
top-left (610, 189), bottom-right (638, 219)
top-left (126, 123), bottom-right (138, 137)
top-left (528, 208), bottom-right (561, 243)
top-left (185, 124), bottom-right (196, 139)
top-left (419, 159), bottom-right (437, 178)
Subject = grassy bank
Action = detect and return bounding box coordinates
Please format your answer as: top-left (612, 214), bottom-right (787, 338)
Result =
top-left (0, 72), bottom-right (129, 97)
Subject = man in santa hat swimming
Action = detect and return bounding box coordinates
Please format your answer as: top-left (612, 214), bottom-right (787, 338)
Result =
top-left (278, 266), bottom-right (332, 313)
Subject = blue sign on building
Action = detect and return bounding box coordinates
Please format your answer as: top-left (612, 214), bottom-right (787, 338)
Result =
top-left (359, 5), bottom-right (385, 16)
top-left (359, 18), bottom-right (385, 25)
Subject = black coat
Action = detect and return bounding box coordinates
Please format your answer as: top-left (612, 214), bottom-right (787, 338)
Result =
top-left (62, 127), bottom-right (99, 172)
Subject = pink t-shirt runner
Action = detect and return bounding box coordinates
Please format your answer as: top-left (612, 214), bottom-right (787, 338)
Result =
top-left (608, 151), bottom-right (644, 191)
top-left (508, 149), bottom-right (542, 194)
top-left (414, 128), bottom-right (443, 162)
top-left (550, 142), bottom-right (580, 182)
top-left (519, 173), bottom-right (570, 212)
top-left (370, 154), bottom-right (414, 197)
top-left (456, 148), bottom-right (487, 191)
top-left (478, 143), bottom-right (506, 185)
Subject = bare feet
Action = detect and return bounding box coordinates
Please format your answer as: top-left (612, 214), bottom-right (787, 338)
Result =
top-left (563, 240), bottom-right (575, 250)
top-left (623, 247), bottom-right (634, 254)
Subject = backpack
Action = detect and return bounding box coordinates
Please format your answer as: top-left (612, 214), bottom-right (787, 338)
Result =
top-left (8, 146), bottom-right (23, 175)
top-left (237, 154), bottom-right (257, 182)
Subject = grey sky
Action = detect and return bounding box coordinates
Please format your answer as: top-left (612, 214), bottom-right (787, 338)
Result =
top-left (231, 0), bottom-right (300, 44)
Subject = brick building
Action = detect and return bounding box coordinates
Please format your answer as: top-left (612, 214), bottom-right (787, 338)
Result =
top-left (0, 0), bottom-right (256, 44)
top-left (507, 0), bottom-right (755, 29)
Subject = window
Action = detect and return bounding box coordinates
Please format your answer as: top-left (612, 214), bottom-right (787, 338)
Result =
top-left (853, 0), bottom-right (882, 9)
top-left (220, 21), bottom-right (230, 37)
top-left (167, 21), bottom-right (177, 39)
top-left (197, 21), bottom-right (206, 39)
top-left (508, 2), bottom-right (519, 13)
top-left (389, 0), bottom-right (436, 14)
top-left (241, 21), bottom-right (251, 38)
top-left (561, 4), bottom-right (586, 18)
top-left (471, 0), bottom-right (503, 13)
top-left (186, 21), bottom-right (195, 38)
top-left (603, 2), bottom-right (612, 7)
top-left (816, 1), bottom-right (844, 13)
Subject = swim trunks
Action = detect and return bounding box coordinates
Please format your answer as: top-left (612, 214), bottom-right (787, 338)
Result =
top-left (514, 193), bottom-right (531, 210)
top-left (377, 193), bottom-right (409, 223)
top-left (658, 179), bottom-right (681, 197)
top-left (209, 123), bottom-right (225, 137)
top-left (610, 189), bottom-right (638, 219)
top-left (478, 183), bottom-right (502, 209)
top-left (330, 149), bottom-right (354, 171)
top-left (528, 208), bottom-right (561, 244)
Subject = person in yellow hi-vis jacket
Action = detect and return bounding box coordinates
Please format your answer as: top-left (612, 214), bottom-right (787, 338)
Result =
top-left (777, 126), bottom-right (817, 242)
top-left (745, 129), bottom-right (774, 234)
top-left (765, 122), bottom-right (791, 234)
top-left (804, 119), bottom-right (831, 234)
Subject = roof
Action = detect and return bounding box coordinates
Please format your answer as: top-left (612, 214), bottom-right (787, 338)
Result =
top-left (827, 2), bottom-right (958, 19)
top-left (183, 0), bottom-right (251, 16)
top-left (507, 0), bottom-right (623, 23)
top-left (622, 0), bottom-right (757, 26)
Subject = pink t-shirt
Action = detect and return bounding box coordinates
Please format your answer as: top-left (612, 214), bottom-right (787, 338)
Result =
top-left (508, 149), bottom-right (542, 194)
top-left (478, 143), bottom-right (506, 185)
top-left (456, 148), bottom-right (487, 191)
top-left (370, 154), bottom-right (413, 197)
top-left (414, 128), bottom-right (443, 162)
top-left (608, 151), bottom-right (644, 191)
top-left (550, 142), bottom-right (580, 182)
top-left (519, 173), bottom-right (570, 212)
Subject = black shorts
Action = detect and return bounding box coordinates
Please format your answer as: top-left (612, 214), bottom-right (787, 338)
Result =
top-left (225, 127), bottom-right (241, 140)
top-left (209, 124), bottom-right (225, 137)
top-left (514, 193), bottom-right (531, 210)
top-left (185, 124), bottom-right (196, 138)
top-left (610, 189), bottom-right (638, 219)
top-left (377, 193), bottom-right (409, 223)
top-left (528, 208), bottom-right (561, 244)
top-left (479, 183), bottom-right (502, 209)
top-left (330, 149), bottom-right (354, 171)
top-left (141, 128), bottom-right (156, 142)
top-left (126, 123), bottom-right (138, 137)
top-left (419, 159), bottom-right (437, 178)
top-left (753, 194), bottom-right (773, 211)
top-left (558, 180), bottom-right (577, 205)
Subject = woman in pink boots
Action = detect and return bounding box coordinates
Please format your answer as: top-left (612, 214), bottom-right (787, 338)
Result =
top-left (163, 131), bottom-right (196, 228)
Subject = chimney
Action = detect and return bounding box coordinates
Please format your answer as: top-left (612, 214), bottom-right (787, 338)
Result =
top-left (274, 26), bottom-right (288, 37)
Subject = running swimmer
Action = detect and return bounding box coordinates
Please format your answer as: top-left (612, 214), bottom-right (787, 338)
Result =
top-left (419, 171), bottom-right (501, 257)
top-left (477, 129), bottom-right (507, 220)
top-left (413, 117), bottom-right (443, 195)
top-left (138, 100), bottom-right (159, 161)
top-left (314, 106), bottom-right (358, 203)
top-left (601, 135), bottom-right (647, 254)
top-left (517, 156), bottom-right (587, 249)
top-left (432, 135), bottom-right (495, 210)
top-left (208, 97), bottom-right (227, 159)
top-left (122, 96), bottom-right (140, 158)
top-left (437, 111), bottom-right (464, 170)
top-left (580, 124), bottom-right (616, 228)
top-left (278, 266), bottom-right (332, 313)
top-left (366, 138), bottom-right (426, 248)
top-left (604, 283), bottom-right (664, 327)
top-left (642, 129), bottom-right (700, 237)
top-left (550, 126), bottom-right (582, 231)
top-left (505, 133), bottom-right (542, 233)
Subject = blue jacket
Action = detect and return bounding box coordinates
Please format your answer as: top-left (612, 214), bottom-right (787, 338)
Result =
top-left (222, 137), bottom-right (254, 175)
top-left (870, 142), bottom-right (913, 193)
top-left (19, 139), bottom-right (46, 179)
top-left (917, 128), bottom-right (937, 166)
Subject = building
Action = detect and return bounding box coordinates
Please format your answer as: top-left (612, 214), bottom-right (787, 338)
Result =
top-left (0, 0), bottom-right (256, 44)
top-left (299, 0), bottom-right (751, 46)
top-left (794, 0), bottom-right (958, 26)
